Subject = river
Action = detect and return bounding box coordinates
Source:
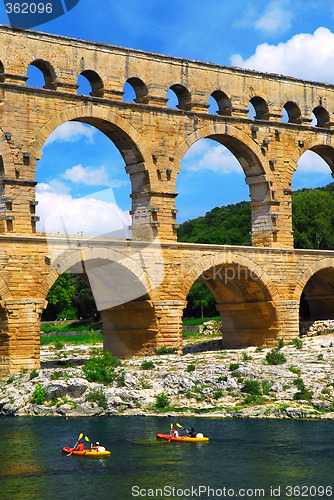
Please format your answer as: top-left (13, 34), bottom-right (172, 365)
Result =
top-left (0, 416), bottom-right (333, 499)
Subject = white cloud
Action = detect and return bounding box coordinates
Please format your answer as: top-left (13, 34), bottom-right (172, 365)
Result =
top-left (297, 151), bottom-right (331, 174)
top-left (182, 142), bottom-right (243, 174)
top-left (231, 27), bottom-right (334, 83)
top-left (254, 1), bottom-right (293, 36)
top-left (43, 122), bottom-right (97, 147)
top-left (36, 183), bottom-right (131, 237)
top-left (62, 164), bottom-right (128, 188)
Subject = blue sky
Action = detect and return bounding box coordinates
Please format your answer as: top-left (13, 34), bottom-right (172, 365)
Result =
top-left (1, 0), bottom-right (334, 233)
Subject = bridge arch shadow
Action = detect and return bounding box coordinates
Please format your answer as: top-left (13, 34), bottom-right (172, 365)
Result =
top-left (40, 244), bottom-right (163, 358)
top-left (182, 255), bottom-right (280, 348)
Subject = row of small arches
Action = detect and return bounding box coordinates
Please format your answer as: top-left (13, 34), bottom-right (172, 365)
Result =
top-left (0, 59), bottom-right (330, 127)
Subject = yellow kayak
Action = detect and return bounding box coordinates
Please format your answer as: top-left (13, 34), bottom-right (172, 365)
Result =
top-left (156, 433), bottom-right (209, 443)
top-left (62, 446), bottom-right (111, 456)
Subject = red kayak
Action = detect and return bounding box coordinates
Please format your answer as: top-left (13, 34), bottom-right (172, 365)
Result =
top-left (156, 433), bottom-right (209, 443)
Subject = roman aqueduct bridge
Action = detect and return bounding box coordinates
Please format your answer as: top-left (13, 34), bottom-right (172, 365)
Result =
top-left (0, 25), bottom-right (334, 373)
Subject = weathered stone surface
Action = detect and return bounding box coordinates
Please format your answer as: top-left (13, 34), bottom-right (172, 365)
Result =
top-left (0, 27), bottom-right (334, 373)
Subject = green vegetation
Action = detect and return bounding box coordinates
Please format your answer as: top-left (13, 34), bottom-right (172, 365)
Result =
top-left (154, 346), bottom-right (177, 355)
top-left (43, 273), bottom-right (100, 321)
top-left (40, 333), bottom-right (103, 346)
top-left (30, 382), bottom-right (46, 404)
top-left (141, 360), bottom-right (154, 370)
top-left (29, 369), bottom-right (39, 380)
top-left (293, 377), bottom-right (313, 401)
top-left (265, 349), bottom-right (286, 365)
top-left (229, 363), bottom-right (240, 371)
top-left (291, 338), bottom-right (303, 349)
top-left (277, 338), bottom-right (285, 349)
top-left (82, 352), bottom-right (121, 385)
top-left (154, 392), bottom-right (170, 408)
top-left (241, 379), bottom-right (262, 395)
top-left (186, 363), bottom-right (196, 373)
top-left (41, 320), bottom-right (102, 333)
top-left (86, 387), bottom-right (107, 409)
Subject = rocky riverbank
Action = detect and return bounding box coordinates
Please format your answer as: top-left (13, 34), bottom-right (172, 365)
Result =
top-left (1, 332), bottom-right (334, 419)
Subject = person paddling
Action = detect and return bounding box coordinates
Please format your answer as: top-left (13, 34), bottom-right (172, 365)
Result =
top-left (186, 427), bottom-right (197, 438)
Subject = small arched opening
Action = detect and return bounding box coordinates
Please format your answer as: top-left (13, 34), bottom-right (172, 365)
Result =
top-left (312, 106), bottom-right (330, 128)
top-left (123, 77), bottom-right (148, 104)
top-left (248, 96), bottom-right (269, 120)
top-left (282, 101), bottom-right (302, 124)
top-left (26, 59), bottom-right (57, 89)
top-left (167, 84), bottom-right (191, 110)
top-left (208, 90), bottom-right (231, 116)
top-left (77, 70), bottom-right (104, 97)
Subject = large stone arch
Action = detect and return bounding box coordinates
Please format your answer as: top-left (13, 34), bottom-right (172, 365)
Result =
top-left (32, 104), bottom-right (152, 169)
top-left (294, 257), bottom-right (334, 321)
top-left (39, 242), bottom-right (161, 357)
top-left (31, 104), bottom-right (160, 240)
top-left (181, 252), bottom-right (280, 347)
top-left (175, 123), bottom-right (276, 247)
top-left (292, 136), bottom-right (334, 175)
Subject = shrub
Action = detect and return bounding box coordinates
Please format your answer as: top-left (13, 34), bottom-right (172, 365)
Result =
top-left (86, 387), bottom-right (107, 409)
top-left (265, 349), bottom-right (286, 365)
top-left (242, 352), bottom-right (252, 361)
top-left (218, 375), bottom-right (227, 382)
top-left (29, 369), bottom-right (39, 380)
top-left (229, 363), bottom-right (240, 371)
top-left (155, 392), bottom-right (170, 408)
top-left (213, 390), bottom-right (223, 399)
top-left (277, 338), bottom-right (284, 349)
top-left (141, 360), bottom-right (154, 370)
top-left (30, 382), bottom-right (46, 404)
top-left (293, 377), bottom-right (313, 401)
top-left (241, 379), bottom-right (262, 395)
top-left (291, 338), bottom-right (303, 349)
top-left (50, 370), bottom-right (65, 380)
top-left (154, 346), bottom-right (177, 355)
top-left (187, 364), bottom-right (196, 373)
top-left (242, 394), bottom-right (265, 405)
top-left (289, 366), bottom-right (301, 376)
top-left (82, 351), bottom-right (121, 385)
top-left (54, 339), bottom-right (64, 350)
top-left (261, 380), bottom-right (272, 395)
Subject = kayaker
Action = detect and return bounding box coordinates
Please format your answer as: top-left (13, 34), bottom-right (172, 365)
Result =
top-left (186, 427), bottom-right (197, 438)
top-left (172, 428), bottom-right (179, 438)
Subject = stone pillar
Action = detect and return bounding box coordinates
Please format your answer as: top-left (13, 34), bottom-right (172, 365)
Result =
top-left (153, 300), bottom-right (187, 354)
top-left (0, 298), bottom-right (46, 375)
top-left (274, 300), bottom-right (300, 342)
top-left (217, 301), bottom-right (279, 348)
top-left (101, 300), bottom-right (158, 358)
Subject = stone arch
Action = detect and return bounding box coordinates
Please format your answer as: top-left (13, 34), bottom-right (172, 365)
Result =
top-left (125, 77), bottom-right (149, 104)
top-left (168, 84), bottom-right (191, 110)
top-left (181, 252), bottom-right (280, 302)
top-left (175, 123), bottom-right (275, 246)
top-left (293, 257), bottom-right (334, 321)
top-left (40, 245), bottom-right (153, 304)
top-left (293, 257), bottom-right (334, 302)
top-left (32, 104), bottom-right (151, 169)
top-left (312, 106), bottom-right (330, 128)
top-left (283, 101), bottom-right (302, 124)
top-left (27, 59), bottom-right (57, 90)
top-left (292, 136), bottom-right (334, 175)
top-left (209, 90), bottom-right (231, 116)
top-left (248, 96), bottom-right (269, 120)
top-left (78, 70), bottom-right (104, 97)
top-left (181, 253), bottom-right (280, 347)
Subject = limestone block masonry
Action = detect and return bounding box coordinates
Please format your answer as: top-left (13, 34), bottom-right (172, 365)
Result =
top-left (0, 26), bottom-right (334, 373)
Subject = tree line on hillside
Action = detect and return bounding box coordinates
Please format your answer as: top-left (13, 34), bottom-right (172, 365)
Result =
top-left (43, 183), bottom-right (334, 321)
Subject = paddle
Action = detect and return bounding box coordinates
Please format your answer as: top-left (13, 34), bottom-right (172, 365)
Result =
top-left (169, 423), bottom-right (173, 441)
top-left (67, 433), bottom-right (83, 456)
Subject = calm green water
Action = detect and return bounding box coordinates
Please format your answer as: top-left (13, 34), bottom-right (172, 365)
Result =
top-left (0, 416), bottom-right (333, 499)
